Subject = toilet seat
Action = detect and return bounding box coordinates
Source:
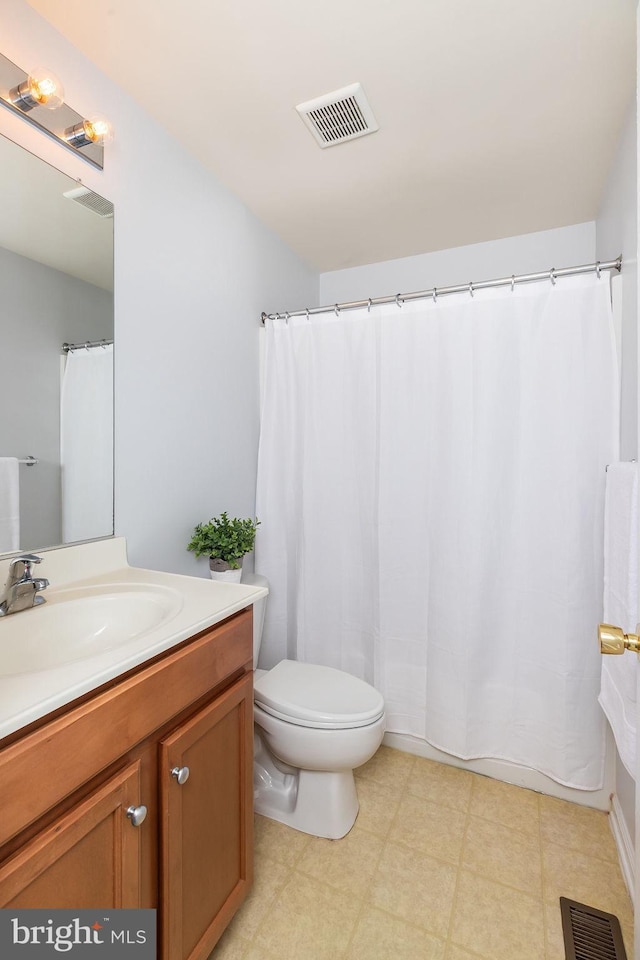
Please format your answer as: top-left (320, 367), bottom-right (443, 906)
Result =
top-left (254, 659), bottom-right (385, 730)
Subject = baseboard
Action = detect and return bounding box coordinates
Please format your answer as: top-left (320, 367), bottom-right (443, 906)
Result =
top-left (609, 793), bottom-right (635, 902)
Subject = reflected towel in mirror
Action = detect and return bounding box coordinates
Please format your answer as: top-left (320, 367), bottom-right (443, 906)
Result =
top-left (0, 457), bottom-right (19, 553)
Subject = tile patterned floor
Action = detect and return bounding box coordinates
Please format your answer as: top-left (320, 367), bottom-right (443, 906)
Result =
top-left (210, 745), bottom-right (634, 960)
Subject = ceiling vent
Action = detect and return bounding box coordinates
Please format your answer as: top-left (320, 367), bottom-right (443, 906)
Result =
top-left (63, 185), bottom-right (114, 218)
top-left (296, 83), bottom-right (379, 149)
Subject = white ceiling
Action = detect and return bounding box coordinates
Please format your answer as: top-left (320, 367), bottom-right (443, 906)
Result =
top-left (26, 0), bottom-right (636, 273)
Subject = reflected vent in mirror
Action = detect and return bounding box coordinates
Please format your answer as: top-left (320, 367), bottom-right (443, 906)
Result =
top-left (296, 83), bottom-right (379, 149)
top-left (63, 186), bottom-right (113, 219)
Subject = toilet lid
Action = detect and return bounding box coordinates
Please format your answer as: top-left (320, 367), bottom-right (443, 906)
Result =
top-left (253, 659), bottom-right (385, 730)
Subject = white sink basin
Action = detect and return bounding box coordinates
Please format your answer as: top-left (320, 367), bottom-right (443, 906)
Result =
top-left (0, 583), bottom-right (184, 677)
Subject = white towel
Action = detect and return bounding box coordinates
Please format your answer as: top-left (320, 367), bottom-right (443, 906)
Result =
top-left (598, 461), bottom-right (639, 780)
top-left (0, 457), bottom-right (19, 553)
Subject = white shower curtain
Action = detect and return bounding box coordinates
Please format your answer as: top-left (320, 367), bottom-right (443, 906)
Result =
top-left (61, 344), bottom-right (114, 543)
top-left (256, 274), bottom-right (619, 790)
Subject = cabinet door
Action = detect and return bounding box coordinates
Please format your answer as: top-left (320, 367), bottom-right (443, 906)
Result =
top-left (0, 761), bottom-right (143, 908)
top-left (160, 672), bottom-right (253, 960)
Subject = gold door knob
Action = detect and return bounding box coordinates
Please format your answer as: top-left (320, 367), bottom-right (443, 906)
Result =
top-left (599, 623), bottom-right (640, 655)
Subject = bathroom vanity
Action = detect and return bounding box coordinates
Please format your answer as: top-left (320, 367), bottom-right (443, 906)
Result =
top-left (0, 539), bottom-right (266, 960)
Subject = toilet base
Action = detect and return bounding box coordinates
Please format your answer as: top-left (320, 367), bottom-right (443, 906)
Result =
top-left (254, 733), bottom-right (359, 839)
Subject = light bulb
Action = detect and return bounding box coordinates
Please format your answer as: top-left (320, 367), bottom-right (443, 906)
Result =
top-left (84, 116), bottom-right (113, 144)
top-left (64, 115), bottom-right (113, 148)
top-left (9, 67), bottom-right (64, 111)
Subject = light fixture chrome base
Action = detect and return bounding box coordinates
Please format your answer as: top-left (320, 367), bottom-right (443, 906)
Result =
top-left (9, 79), bottom-right (38, 112)
top-left (64, 120), bottom-right (93, 148)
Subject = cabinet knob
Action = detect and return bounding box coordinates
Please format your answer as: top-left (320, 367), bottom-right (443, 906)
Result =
top-left (171, 765), bottom-right (190, 785)
top-left (126, 804), bottom-right (148, 827)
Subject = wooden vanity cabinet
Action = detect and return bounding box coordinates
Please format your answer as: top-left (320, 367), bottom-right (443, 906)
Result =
top-left (0, 608), bottom-right (254, 960)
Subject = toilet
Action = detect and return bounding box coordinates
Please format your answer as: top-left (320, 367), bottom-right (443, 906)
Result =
top-left (245, 574), bottom-right (385, 839)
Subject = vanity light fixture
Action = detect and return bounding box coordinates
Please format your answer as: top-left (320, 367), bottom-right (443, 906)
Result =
top-left (0, 50), bottom-right (110, 170)
top-left (9, 67), bottom-right (64, 112)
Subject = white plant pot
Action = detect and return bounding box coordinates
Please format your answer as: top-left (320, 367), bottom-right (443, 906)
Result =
top-left (209, 568), bottom-right (242, 583)
top-left (209, 558), bottom-right (243, 583)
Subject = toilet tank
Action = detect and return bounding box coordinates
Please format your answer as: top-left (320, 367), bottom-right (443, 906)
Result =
top-left (242, 573), bottom-right (268, 667)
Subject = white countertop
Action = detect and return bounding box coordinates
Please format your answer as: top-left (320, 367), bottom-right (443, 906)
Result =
top-left (0, 538), bottom-right (267, 741)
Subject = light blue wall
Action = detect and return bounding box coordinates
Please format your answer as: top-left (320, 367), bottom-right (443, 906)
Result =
top-left (596, 101), bottom-right (638, 462)
top-left (320, 222), bottom-right (595, 304)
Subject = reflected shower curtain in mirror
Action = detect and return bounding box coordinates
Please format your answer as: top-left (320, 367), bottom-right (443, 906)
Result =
top-left (60, 344), bottom-right (113, 543)
top-left (255, 274), bottom-right (619, 790)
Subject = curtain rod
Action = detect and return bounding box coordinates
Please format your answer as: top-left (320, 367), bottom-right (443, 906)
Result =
top-left (63, 338), bottom-right (113, 353)
top-left (260, 256), bottom-right (623, 323)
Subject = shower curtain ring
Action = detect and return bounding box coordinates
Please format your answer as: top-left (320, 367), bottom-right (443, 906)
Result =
top-left (285, 312), bottom-right (290, 323)
top-left (550, 267), bottom-right (557, 286)
top-left (469, 282), bottom-right (474, 298)
top-left (396, 294), bottom-right (403, 308)
top-left (596, 261), bottom-right (601, 279)
top-left (511, 275), bottom-right (515, 292)
top-left (334, 304), bottom-right (340, 316)
top-left (367, 298), bottom-right (372, 313)
top-left (432, 287), bottom-right (437, 303)
top-left (306, 308), bottom-right (310, 320)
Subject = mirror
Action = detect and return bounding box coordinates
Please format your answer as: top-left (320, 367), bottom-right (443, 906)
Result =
top-left (0, 133), bottom-right (114, 554)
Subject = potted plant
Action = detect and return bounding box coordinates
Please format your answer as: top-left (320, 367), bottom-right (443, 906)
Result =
top-left (187, 512), bottom-right (260, 582)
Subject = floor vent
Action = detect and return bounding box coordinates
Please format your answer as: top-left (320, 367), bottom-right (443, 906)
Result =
top-left (295, 82), bottom-right (379, 149)
top-left (560, 897), bottom-right (628, 959)
top-left (63, 185), bottom-right (114, 218)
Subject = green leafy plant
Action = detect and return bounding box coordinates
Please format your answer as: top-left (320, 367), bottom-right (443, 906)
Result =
top-left (187, 512), bottom-right (260, 568)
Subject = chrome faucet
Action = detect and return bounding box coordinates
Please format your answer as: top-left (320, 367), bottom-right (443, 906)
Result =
top-left (0, 554), bottom-right (49, 616)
